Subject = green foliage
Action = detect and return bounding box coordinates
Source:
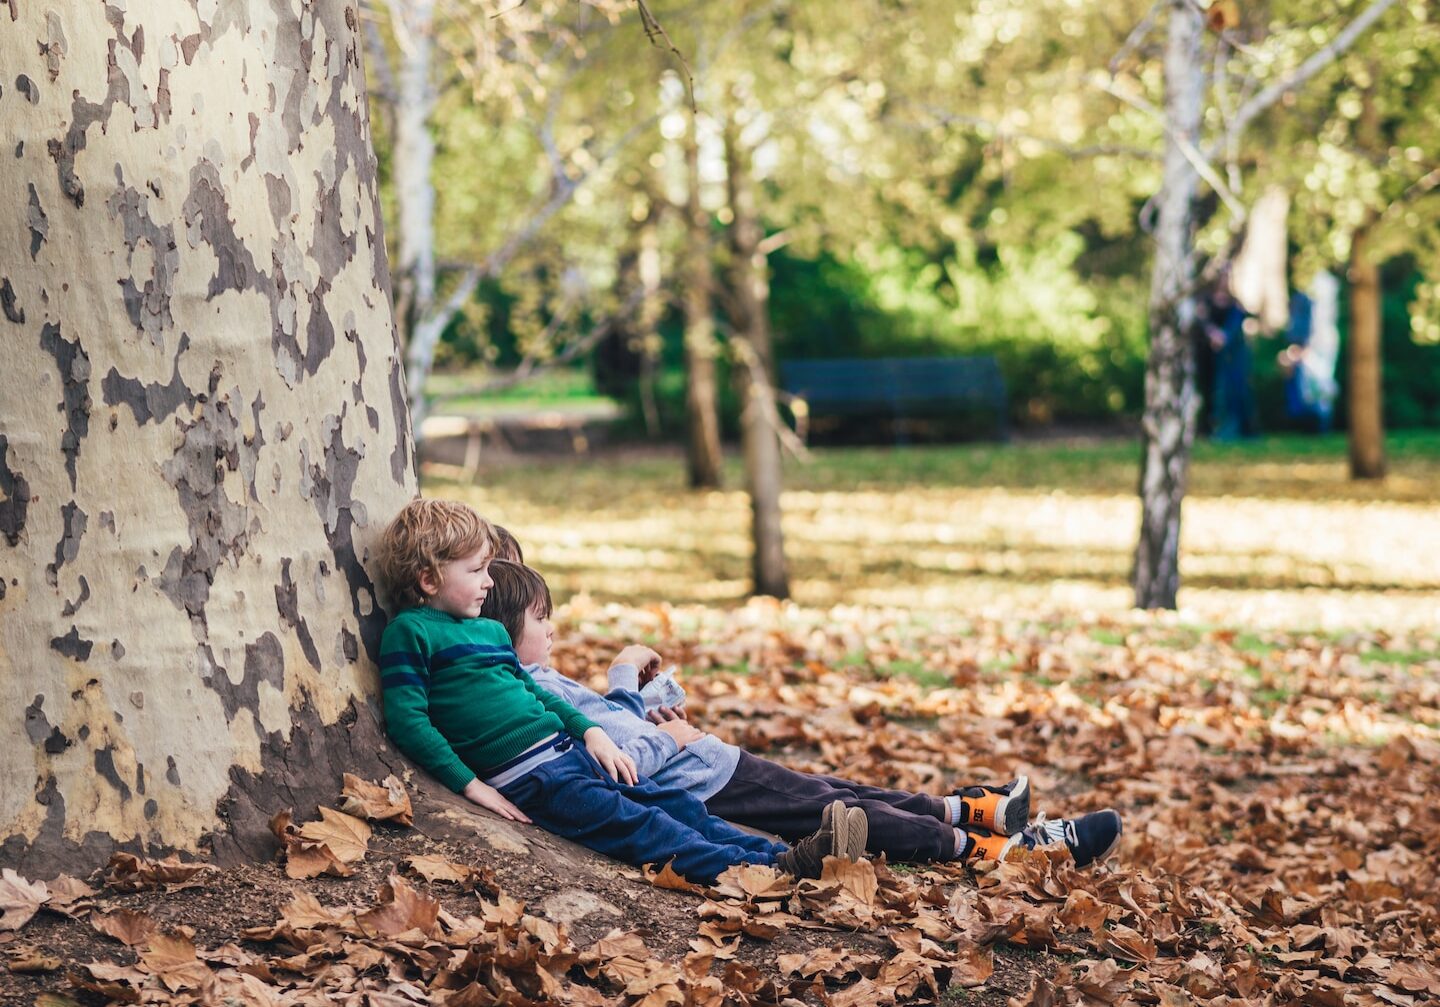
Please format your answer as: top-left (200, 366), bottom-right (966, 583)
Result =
top-left (771, 236), bottom-right (1149, 424)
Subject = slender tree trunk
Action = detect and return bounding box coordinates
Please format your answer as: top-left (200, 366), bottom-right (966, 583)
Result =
top-left (723, 114), bottom-right (788, 599)
top-left (1347, 80), bottom-right (1386, 480)
top-left (1347, 225), bottom-right (1386, 479)
top-left (391, 0), bottom-right (439, 419)
top-left (636, 202), bottom-right (664, 437)
top-left (682, 117), bottom-right (724, 489)
top-left (0, 1), bottom-right (416, 873)
top-left (1133, 0), bottom-right (1205, 610)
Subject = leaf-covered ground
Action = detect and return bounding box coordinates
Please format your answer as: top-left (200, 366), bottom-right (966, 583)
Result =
top-left (4, 603), bottom-right (1437, 1005)
top-left (5, 436), bottom-right (1437, 1004)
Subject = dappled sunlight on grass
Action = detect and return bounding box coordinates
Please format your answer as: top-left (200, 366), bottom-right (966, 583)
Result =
top-left (428, 434), bottom-right (1440, 632)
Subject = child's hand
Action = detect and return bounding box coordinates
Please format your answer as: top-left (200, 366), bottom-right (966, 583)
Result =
top-left (584, 727), bottom-right (639, 785)
top-left (610, 645), bottom-right (661, 685)
top-left (646, 705), bottom-right (689, 724)
top-left (462, 779), bottom-right (532, 824)
top-left (655, 718), bottom-right (705, 750)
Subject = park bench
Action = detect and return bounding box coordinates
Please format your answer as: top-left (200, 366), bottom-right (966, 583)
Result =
top-left (780, 355), bottom-right (1009, 443)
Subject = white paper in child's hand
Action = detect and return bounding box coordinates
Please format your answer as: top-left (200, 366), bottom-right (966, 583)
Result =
top-left (639, 667), bottom-right (686, 712)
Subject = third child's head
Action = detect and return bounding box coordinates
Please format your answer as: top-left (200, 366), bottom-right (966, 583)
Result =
top-left (378, 498), bottom-right (499, 618)
top-left (481, 560), bottom-right (555, 667)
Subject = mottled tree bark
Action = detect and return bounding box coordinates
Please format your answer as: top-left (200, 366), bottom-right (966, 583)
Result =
top-left (0, 1), bottom-right (416, 873)
top-left (1347, 226), bottom-right (1386, 479)
top-left (723, 115), bottom-right (788, 600)
top-left (683, 117), bottom-right (724, 489)
top-left (1133, 0), bottom-right (1204, 611)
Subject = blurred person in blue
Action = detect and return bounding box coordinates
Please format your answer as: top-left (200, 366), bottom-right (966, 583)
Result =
top-left (1278, 272), bottom-right (1340, 433)
top-left (1203, 275), bottom-right (1260, 441)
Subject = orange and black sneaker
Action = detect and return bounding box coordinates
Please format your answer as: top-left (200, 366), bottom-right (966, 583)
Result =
top-left (952, 775), bottom-right (1029, 835)
top-left (958, 826), bottom-right (1020, 863)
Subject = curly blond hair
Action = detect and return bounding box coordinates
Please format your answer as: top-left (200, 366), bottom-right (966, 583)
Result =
top-left (378, 498), bottom-right (499, 610)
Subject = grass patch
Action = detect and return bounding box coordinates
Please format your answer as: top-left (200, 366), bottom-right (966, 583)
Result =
top-left (875, 659), bottom-right (954, 690)
top-left (1360, 649), bottom-right (1435, 666)
top-left (1089, 629), bottom-right (1127, 647)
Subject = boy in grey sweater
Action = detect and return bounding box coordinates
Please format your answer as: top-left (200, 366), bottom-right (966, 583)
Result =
top-left (481, 558), bottom-right (1123, 867)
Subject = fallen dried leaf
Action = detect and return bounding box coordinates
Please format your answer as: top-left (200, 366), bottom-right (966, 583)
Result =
top-left (339, 772), bottom-right (414, 825)
top-left (91, 909), bottom-right (159, 946)
top-left (0, 869), bottom-right (49, 932)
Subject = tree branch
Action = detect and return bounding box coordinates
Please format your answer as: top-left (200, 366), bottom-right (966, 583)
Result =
top-left (1207, 0), bottom-right (1404, 161)
top-left (915, 106), bottom-right (1162, 160)
top-left (1091, 74), bottom-right (1248, 222)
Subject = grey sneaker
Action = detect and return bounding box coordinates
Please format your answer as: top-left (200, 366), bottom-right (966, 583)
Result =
top-left (776, 800), bottom-right (866, 878)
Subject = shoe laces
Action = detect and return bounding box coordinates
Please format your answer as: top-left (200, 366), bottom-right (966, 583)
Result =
top-left (1023, 812), bottom-right (1073, 849)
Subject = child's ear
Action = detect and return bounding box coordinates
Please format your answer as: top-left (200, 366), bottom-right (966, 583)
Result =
top-left (417, 567), bottom-right (441, 598)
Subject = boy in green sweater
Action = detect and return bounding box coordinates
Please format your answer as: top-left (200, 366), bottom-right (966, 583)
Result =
top-left (377, 498), bottom-right (867, 883)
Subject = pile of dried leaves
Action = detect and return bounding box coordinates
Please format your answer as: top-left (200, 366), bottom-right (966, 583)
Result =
top-left (3, 605), bottom-right (1438, 1006)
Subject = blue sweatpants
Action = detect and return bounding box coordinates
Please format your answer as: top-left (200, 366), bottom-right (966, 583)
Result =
top-left (497, 746), bottom-right (786, 883)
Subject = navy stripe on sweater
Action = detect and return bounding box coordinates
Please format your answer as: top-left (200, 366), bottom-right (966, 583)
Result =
top-left (380, 651), bottom-right (429, 671)
top-left (381, 670), bottom-right (428, 691)
top-left (431, 643), bottom-right (519, 670)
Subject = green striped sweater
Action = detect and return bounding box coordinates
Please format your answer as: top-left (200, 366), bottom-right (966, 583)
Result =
top-left (378, 605), bottom-right (598, 792)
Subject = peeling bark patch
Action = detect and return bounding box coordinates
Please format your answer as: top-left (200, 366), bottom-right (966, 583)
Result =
top-left (275, 559), bottom-right (321, 670)
top-left (50, 82), bottom-right (119, 208)
top-left (23, 696), bottom-right (50, 745)
top-left (15, 73), bottom-right (38, 103)
top-left (47, 500), bottom-right (87, 585)
top-left (50, 626), bottom-right (93, 661)
top-left (44, 728), bottom-right (70, 755)
top-left (42, 11), bottom-right (68, 80)
top-left (211, 630), bottom-right (289, 725)
top-left (166, 756), bottom-right (180, 786)
top-left (306, 417), bottom-right (386, 660)
top-left (26, 183), bottom-right (48, 260)
top-left (340, 626), bottom-right (359, 663)
top-left (102, 334), bottom-right (196, 424)
top-left (107, 174), bottom-right (179, 346)
top-left (61, 575), bottom-right (91, 617)
top-left (182, 164), bottom-right (260, 298)
top-left (0, 434), bottom-right (31, 545)
top-left (263, 170), bottom-right (290, 225)
top-left (388, 360), bottom-right (410, 482)
top-left (156, 384), bottom-right (257, 642)
top-left (39, 322), bottom-right (92, 489)
top-left (94, 747), bottom-right (131, 801)
top-left (303, 282), bottom-right (337, 377)
top-left (0, 277), bottom-right (23, 323)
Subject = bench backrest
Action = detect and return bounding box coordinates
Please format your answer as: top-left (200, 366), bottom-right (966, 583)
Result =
top-left (780, 356), bottom-right (1007, 411)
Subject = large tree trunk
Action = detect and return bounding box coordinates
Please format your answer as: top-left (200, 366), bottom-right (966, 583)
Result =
top-left (683, 116), bottom-right (724, 489)
top-left (1347, 226), bottom-right (1386, 479)
top-left (0, 1), bottom-right (416, 874)
top-left (1132, 0), bottom-right (1205, 610)
top-left (723, 114), bottom-right (789, 600)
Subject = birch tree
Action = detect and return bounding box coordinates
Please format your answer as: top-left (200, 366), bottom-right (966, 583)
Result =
top-left (0, 1), bottom-right (416, 872)
top-left (1125, 0), bottom-right (1406, 608)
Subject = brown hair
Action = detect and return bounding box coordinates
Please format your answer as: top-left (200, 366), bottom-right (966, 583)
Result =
top-left (480, 560), bottom-right (552, 650)
top-left (378, 498), bottom-right (499, 609)
top-left (493, 525), bottom-right (524, 564)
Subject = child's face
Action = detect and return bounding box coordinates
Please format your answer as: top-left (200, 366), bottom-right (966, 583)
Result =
top-left (513, 605), bottom-right (555, 667)
top-left (422, 545), bottom-right (494, 619)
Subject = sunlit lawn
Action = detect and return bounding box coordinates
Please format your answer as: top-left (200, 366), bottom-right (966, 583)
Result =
top-left (424, 431), bottom-right (1440, 633)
